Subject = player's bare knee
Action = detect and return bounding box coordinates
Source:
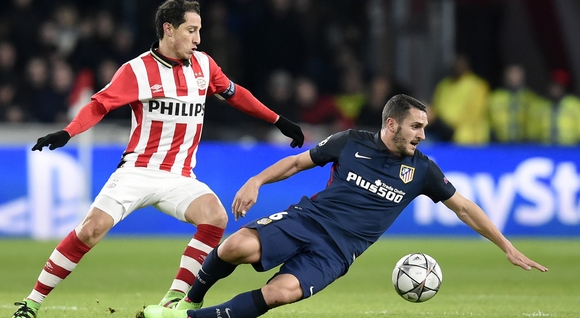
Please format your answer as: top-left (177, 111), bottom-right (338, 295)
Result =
top-left (217, 234), bottom-right (246, 259)
top-left (221, 230), bottom-right (246, 247)
top-left (204, 206), bottom-right (228, 228)
top-left (261, 283), bottom-right (302, 306)
top-left (76, 223), bottom-right (110, 246)
top-left (191, 207), bottom-right (227, 228)
top-left (76, 213), bottom-right (113, 245)
top-left (185, 194), bottom-right (228, 228)
top-left (217, 229), bottom-right (260, 263)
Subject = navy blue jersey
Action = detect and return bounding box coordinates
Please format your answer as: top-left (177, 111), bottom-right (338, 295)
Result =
top-left (295, 129), bottom-right (456, 262)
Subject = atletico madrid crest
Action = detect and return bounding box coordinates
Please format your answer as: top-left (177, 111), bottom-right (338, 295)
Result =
top-left (399, 165), bottom-right (415, 183)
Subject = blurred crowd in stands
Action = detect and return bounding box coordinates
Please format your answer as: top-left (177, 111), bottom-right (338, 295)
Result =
top-left (1, 0), bottom-right (579, 145)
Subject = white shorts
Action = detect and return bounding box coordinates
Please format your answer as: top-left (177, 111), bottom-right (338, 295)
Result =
top-left (91, 167), bottom-right (216, 225)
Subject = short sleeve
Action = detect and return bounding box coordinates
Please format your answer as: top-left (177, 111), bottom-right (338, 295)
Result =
top-left (309, 130), bottom-right (350, 167)
top-left (421, 160), bottom-right (456, 202)
top-left (204, 53), bottom-right (231, 96)
top-left (92, 63), bottom-right (139, 111)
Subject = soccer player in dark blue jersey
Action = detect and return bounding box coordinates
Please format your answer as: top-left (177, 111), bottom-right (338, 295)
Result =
top-left (143, 94), bottom-right (548, 318)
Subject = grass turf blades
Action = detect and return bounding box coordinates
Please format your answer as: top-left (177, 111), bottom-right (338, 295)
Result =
top-left (1, 237), bottom-right (577, 318)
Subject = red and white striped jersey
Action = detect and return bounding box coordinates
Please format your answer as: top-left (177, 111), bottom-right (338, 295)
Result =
top-left (92, 47), bottom-right (230, 177)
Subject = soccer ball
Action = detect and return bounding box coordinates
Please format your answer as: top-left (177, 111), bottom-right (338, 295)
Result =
top-left (391, 253), bottom-right (443, 302)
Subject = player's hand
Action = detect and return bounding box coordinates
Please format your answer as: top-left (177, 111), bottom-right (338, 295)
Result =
top-left (274, 115), bottom-right (304, 148)
top-left (232, 177), bottom-right (261, 221)
top-left (506, 249), bottom-right (548, 272)
top-left (31, 130), bottom-right (71, 151)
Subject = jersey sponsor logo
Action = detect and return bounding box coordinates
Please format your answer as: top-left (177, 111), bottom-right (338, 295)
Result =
top-left (354, 152), bottom-right (372, 159)
top-left (399, 165), bottom-right (415, 183)
top-left (346, 172), bottom-right (405, 203)
top-left (150, 84), bottom-right (163, 93)
top-left (148, 100), bottom-right (205, 117)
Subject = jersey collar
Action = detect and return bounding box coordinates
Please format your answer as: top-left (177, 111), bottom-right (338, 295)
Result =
top-left (374, 131), bottom-right (403, 157)
top-left (150, 41), bottom-right (191, 68)
top-left (374, 132), bottom-right (388, 152)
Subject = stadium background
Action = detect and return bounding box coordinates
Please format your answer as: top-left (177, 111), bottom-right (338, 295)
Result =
top-left (0, 0), bottom-right (579, 240)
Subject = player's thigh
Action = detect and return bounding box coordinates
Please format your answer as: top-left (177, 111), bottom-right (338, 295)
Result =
top-left (277, 241), bottom-right (349, 300)
top-left (154, 177), bottom-right (226, 225)
top-left (92, 168), bottom-right (162, 224)
top-left (244, 212), bottom-right (307, 272)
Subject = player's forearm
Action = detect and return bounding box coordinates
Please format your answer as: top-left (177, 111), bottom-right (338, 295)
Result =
top-left (253, 155), bottom-right (303, 186)
top-left (227, 84), bottom-right (278, 123)
top-left (64, 100), bottom-right (108, 137)
top-left (459, 202), bottom-right (514, 253)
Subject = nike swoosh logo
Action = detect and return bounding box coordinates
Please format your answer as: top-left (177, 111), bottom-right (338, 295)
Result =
top-left (225, 308), bottom-right (232, 318)
top-left (355, 152), bottom-right (372, 159)
top-left (310, 286), bottom-right (314, 297)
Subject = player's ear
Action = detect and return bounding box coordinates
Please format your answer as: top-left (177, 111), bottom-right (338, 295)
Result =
top-left (163, 22), bottom-right (173, 38)
top-left (387, 118), bottom-right (397, 133)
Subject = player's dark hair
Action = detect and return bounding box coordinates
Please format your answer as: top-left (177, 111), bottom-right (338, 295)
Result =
top-left (155, 0), bottom-right (201, 40)
top-left (381, 94), bottom-right (427, 128)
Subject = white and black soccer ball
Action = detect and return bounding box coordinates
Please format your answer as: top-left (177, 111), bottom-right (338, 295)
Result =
top-left (391, 253), bottom-right (443, 303)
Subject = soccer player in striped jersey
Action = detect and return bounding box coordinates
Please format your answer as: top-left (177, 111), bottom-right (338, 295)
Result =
top-left (142, 94), bottom-right (547, 318)
top-left (11, 1), bottom-right (304, 317)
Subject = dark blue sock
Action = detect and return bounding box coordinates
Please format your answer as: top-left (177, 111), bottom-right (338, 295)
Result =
top-left (187, 247), bottom-right (237, 303)
top-left (187, 289), bottom-right (269, 318)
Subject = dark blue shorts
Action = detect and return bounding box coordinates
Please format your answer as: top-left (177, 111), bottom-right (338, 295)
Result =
top-left (244, 207), bottom-right (350, 299)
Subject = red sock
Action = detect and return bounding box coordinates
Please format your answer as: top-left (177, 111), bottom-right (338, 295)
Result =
top-left (27, 230), bottom-right (91, 304)
top-left (168, 224), bottom-right (224, 293)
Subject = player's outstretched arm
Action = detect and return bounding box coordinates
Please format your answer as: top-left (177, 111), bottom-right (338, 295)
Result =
top-left (232, 151), bottom-right (315, 220)
top-left (443, 191), bottom-right (548, 272)
top-left (32, 100), bottom-right (110, 151)
top-left (217, 80), bottom-right (305, 148)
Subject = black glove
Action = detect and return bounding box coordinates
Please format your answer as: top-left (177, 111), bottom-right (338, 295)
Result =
top-left (31, 130), bottom-right (71, 151)
top-left (274, 116), bottom-right (304, 148)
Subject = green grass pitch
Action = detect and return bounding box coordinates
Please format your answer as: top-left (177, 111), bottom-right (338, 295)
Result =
top-left (1, 237), bottom-right (578, 317)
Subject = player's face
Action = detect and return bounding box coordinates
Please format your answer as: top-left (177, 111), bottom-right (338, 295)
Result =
top-left (393, 108), bottom-right (427, 156)
top-left (170, 12), bottom-right (201, 60)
